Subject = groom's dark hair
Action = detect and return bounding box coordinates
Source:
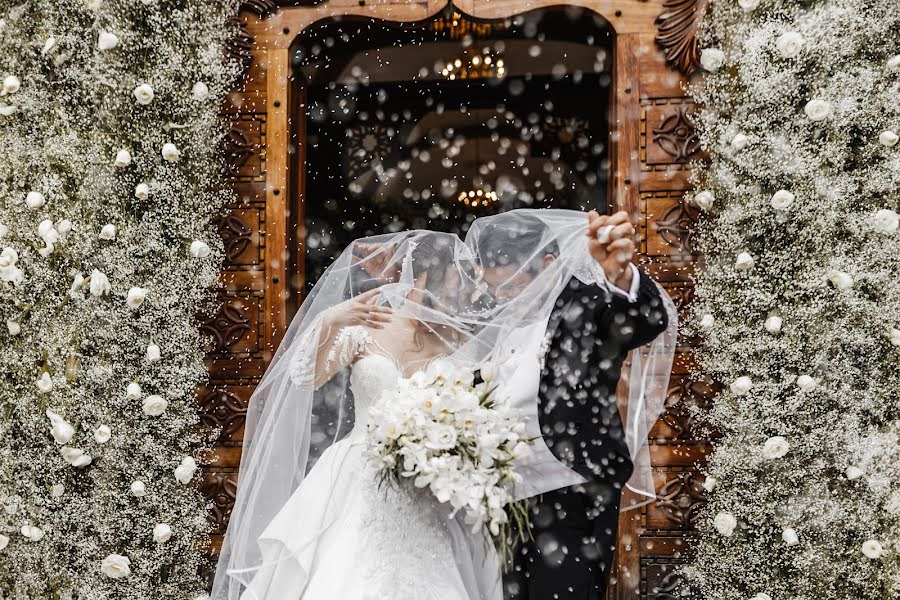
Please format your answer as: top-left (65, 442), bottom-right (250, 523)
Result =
top-left (476, 213), bottom-right (559, 276)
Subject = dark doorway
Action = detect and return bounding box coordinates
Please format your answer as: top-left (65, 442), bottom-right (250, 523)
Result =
top-left (293, 6), bottom-right (615, 291)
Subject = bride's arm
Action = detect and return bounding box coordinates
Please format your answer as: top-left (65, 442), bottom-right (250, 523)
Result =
top-left (311, 289), bottom-right (393, 389)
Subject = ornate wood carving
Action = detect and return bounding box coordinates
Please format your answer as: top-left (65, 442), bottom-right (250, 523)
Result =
top-left (655, 0), bottom-right (709, 76)
top-left (240, 0), bottom-right (279, 17)
top-left (655, 471), bottom-right (707, 529)
top-left (201, 302), bottom-right (252, 353)
top-left (218, 213), bottom-right (255, 263)
top-left (654, 199), bottom-right (699, 253)
top-left (650, 570), bottom-right (697, 599)
top-left (652, 106), bottom-right (701, 163)
top-left (224, 124), bottom-right (255, 178)
top-left (662, 378), bottom-right (717, 438)
top-left (201, 472), bottom-right (239, 534)
top-left (198, 388), bottom-right (249, 442)
top-left (225, 17), bottom-right (254, 78)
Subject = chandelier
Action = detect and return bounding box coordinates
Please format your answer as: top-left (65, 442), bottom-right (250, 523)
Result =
top-left (457, 189), bottom-right (498, 208)
top-left (441, 48), bottom-right (505, 80)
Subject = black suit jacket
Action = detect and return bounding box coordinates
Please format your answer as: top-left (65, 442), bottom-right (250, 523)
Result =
top-left (537, 267), bottom-right (669, 493)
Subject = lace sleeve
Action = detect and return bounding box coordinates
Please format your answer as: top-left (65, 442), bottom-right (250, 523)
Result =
top-left (323, 325), bottom-right (375, 373)
top-left (290, 323), bottom-right (375, 389)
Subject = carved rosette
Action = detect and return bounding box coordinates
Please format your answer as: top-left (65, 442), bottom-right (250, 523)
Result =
top-left (223, 124), bottom-right (255, 178)
top-left (655, 0), bottom-right (710, 76)
top-left (654, 197), bottom-right (700, 253)
top-left (201, 472), bottom-right (239, 534)
top-left (201, 302), bottom-right (252, 353)
top-left (217, 213), bottom-right (254, 263)
top-left (198, 388), bottom-right (248, 442)
top-left (656, 471), bottom-right (707, 528)
top-left (652, 106), bottom-right (701, 163)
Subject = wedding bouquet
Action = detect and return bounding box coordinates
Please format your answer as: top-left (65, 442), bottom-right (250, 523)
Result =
top-left (366, 360), bottom-right (532, 561)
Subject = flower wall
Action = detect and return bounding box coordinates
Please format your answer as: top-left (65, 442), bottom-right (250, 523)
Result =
top-left (0, 1), bottom-right (238, 597)
top-left (685, 0), bottom-right (900, 598)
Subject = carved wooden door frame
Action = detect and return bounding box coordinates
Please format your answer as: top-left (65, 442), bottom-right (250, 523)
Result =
top-left (215, 0), bottom-right (709, 597)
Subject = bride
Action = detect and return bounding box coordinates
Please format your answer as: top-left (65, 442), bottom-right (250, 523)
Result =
top-left (210, 210), bottom-right (674, 600)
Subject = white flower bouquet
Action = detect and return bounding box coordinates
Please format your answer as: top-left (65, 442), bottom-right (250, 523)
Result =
top-left (366, 361), bottom-right (532, 562)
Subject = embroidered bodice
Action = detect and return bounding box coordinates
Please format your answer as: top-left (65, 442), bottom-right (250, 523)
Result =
top-left (348, 353), bottom-right (400, 439)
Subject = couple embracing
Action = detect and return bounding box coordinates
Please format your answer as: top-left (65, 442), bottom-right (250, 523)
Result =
top-left (211, 208), bottom-right (677, 600)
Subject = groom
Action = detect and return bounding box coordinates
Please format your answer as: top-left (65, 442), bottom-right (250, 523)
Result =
top-left (478, 210), bottom-right (669, 600)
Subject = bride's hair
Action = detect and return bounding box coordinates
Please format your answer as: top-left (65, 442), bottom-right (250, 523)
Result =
top-left (407, 233), bottom-right (469, 352)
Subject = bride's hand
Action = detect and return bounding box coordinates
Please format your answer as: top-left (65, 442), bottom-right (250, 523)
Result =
top-left (323, 288), bottom-right (394, 330)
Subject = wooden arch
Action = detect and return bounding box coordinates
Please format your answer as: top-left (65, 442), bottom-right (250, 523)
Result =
top-left (206, 1), bottom-right (711, 597)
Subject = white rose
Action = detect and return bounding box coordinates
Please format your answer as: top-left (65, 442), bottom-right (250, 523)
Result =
top-left (88, 269), bottom-right (111, 297)
top-left (46, 409), bottom-right (74, 444)
top-left (132, 83), bottom-right (154, 105)
top-left (796, 375), bottom-right (818, 391)
top-left (782, 527), bottom-right (799, 546)
top-left (100, 553), bottom-right (131, 579)
top-left (191, 81), bottom-right (210, 101)
top-left (50, 483), bottom-right (64, 497)
top-left (114, 149), bottom-right (132, 168)
top-left (134, 182), bottom-right (150, 199)
top-left (98, 224), bottom-right (117, 240)
top-left (41, 37), bottom-right (56, 55)
top-left (20, 525), bottom-right (44, 542)
top-left (0, 222), bottom-right (7, 238)
top-left (735, 252), bottom-right (755, 270)
top-left (693, 190), bottom-right (715, 211)
top-left (424, 423), bottom-right (458, 450)
top-left (146, 344), bottom-right (161, 363)
top-left (703, 476), bottom-right (717, 493)
top-left (762, 436), bottom-right (790, 459)
top-left (36, 372), bottom-right (53, 394)
top-left (161, 142), bottom-right (181, 162)
top-left (94, 424), bottom-right (111, 444)
top-left (804, 99), bottom-right (831, 121)
top-left (130, 480), bottom-right (147, 497)
top-left (887, 55), bottom-right (900, 73)
top-left (699, 314), bottom-right (715, 330)
top-left (126, 382), bottom-right (142, 400)
top-left (730, 376), bottom-right (753, 396)
top-left (152, 523), bottom-right (172, 543)
top-left (889, 327), bottom-right (900, 347)
top-left (700, 48), bottom-right (725, 72)
top-left (764, 315), bottom-right (782, 334)
top-left (7, 320), bottom-right (20, 335)
top-left (752, 593), bottom-right (773, 600)
top-left (97, 31), bottom-right (119, 50)
top-left (126, 287), bottom-right (148, 309)
top-left (879, 130), bottom-right (899, 147)
top-left (0, 247), bottom-right (17, 268)
top-left (142, 394), bottom-right (168, 416)
top-left (0, 535), bottom-right (8, 550)
top-left (2, 75), bottom-right (20, 94)
top-left (861, 539), bottom-right (883, 559)
top-left (738, 0), bottom-right (760, 11)
top-left (872, 209), bottom-right (899, 234)
top-left (56, 219), bottom-right (72, 236)
top-left (730, 133), bottom-right (749, 151)
top-left (60, 446), bottom-right (92, 468)
top-left (775, 31), bottom-right (804, 59)
top-left (25, 191), bottom-right (45, 209)
top-left (770, 189), bottom-right (795, 210)
top-left (174, 456), bottom-right (197, 484)
top-left (190, 240), bottom-right (211, 258)
top-left (713, 511), bottom-right (737, 536)
top-left (845, 466), bottom-right (864, 480)
top-left (826, 269), bottom-right (853, 290)
top-left (0, 104), bottom-right (16, 117)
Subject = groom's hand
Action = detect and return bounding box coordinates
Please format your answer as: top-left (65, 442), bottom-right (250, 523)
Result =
top-left (586, 210), bottom-right (636, 290)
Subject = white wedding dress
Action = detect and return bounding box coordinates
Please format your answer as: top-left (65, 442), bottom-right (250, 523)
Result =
top-left (240, 350), bottom-right (501, 600)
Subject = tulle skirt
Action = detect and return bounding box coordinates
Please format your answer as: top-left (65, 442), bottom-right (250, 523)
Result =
top-left (239, 437), bottom-right (502, 600)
